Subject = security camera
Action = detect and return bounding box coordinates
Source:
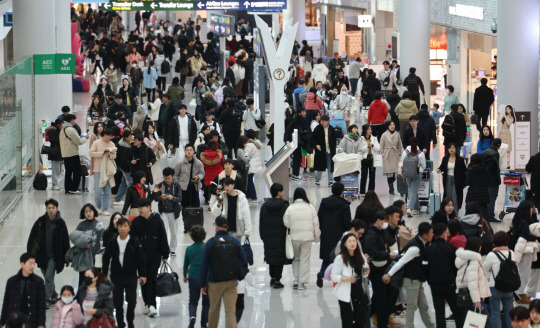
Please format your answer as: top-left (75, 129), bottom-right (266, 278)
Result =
top-left (491, 18), bottom-right (497, 34)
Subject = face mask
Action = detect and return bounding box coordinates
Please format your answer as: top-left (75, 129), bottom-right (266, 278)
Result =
top-left (84, 276), bottom-right (94, 286)
top-left (381, 222), bottom-right (389, 229)
top-left (62, 297), bottom-right (74, 304)
top-left (109, 66), bottom-right (114, 69)
top-left (132, 64), bottom-right (137, 68)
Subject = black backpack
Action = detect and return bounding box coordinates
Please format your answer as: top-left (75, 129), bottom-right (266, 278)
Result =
top-left (441, 114), bottom-right (455, 139)
top-left (161, 60), bottom-right (171, 74)
top-left (334, 126), bottom-right (344, 140)
top-left (174, 59), bottom-right (181, 73)
top-left (492, 251), bottom-right (520, 292)
top-left (211, 236), bottom-right (240, 282)
top-left (33, 171), bottom-right (48, 190)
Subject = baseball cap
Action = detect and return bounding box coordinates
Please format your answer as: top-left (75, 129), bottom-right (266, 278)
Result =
top-left (214, 216), bottom-right (228, 228)
top-left (493, 138), bottom-right (502, 147)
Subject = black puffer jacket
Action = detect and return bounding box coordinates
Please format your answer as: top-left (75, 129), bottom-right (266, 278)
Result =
top-left (75, 279), bottom-right (115, 318)
top-left (318, 195), bottom-right (352, 261)
top-left (465, 163), bottom-right (490, 205)
top-left (259, 198), bottom-right (290, 265)
top-left (46, 126), bottom-right (63, 161)
top-left (417, 108), bottom-right (437, 146)
top-left (0, 270), bottom-right (46, 327)
top-left (481, 147), bottom-right (501, 187)
top-left (131, 212), bottom-right (170, 259)
top-left (363, 226), bottom-right (391, 268)
top-left (115, 138), bottom-right (133, 172)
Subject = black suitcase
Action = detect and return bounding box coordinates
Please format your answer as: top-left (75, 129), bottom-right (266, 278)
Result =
top-left (33, 171), bottom-right (48, 190)
top-left (183, 207), bottom-right (204, 231)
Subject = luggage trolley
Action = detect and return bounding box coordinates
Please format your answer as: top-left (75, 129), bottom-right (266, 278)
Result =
top-left (341, 173), bottom-right (360, 200)
top-left (499, 172), bottom-right (529, 221)
top-left (418, 169), bottom-right (432, 213)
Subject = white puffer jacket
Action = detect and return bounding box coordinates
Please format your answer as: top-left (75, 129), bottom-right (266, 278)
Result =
top-left (312, 63), bottom-right (329, 84)
top-left (513, 222), bottom-right (540, 263)
top-left (210, 190), bottom-right (252, 237)
top-left (455, 248), bottom-right (491, 303)
top-left (483, 249), bottom-right (515, 287)
top-left (246, 140), bottom-right (263, 174)
top-left (283, 199), bottom-right (320, 242)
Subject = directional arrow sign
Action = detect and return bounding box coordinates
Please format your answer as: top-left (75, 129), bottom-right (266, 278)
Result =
top-left (102, 1), bottom-right (196, 11)
top-left (102, 0), bottom-right (287, 11)
top-left (201, 0), bottom-right (287, 11)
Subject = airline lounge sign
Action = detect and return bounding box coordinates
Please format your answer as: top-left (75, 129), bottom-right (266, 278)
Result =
top-left (34, 54), bottom-right (76, 75)
top-left (102, 0), bottom-right (287, 11)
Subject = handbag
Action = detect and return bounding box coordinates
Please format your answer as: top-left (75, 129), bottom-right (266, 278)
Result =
top-left (285, 229), bottom-right (294, 260)
top-left (156, 261), bottom-right (182, 297)
top-left (255, 116), bottom-right (266, 129)
top-left (456, 261), bottom-right (473, 307)
top-left (373, 153), bottom-right (383, 167)
top-left (470, 114), bottom-right (478, 125)
top-left (87, 313), bottom-right (116, 328)
top-left (243, 237), bottom-right (254, 265)
top-left (41, 144), bottom-right (54, 155)
top-left (306, 153), bottom-right (314, 169)
top-left (464, 308), bottom-right (487, 328)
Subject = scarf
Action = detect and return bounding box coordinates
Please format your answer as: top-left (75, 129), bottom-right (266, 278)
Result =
top-left (347, 132), bottom-right (358, 141)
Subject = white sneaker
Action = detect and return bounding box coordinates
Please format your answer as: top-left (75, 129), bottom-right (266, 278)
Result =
top-left (412, 209), bottom-right (420, 215)
top-left (297, 283), bottom-right (307, 290)
top-left (406, 209), bottom-right (412, 217)
top-left (143, 305), bottom-right (149, 315)
top-left (147, 305), bottom-right (158, 317)
top-left (101, 211), bottom-right (110, 216)
top-left (51, 185), bottom-right (60, 191)
top-left (292, 279), bottom-right (299, 289)
top-left (113, 201), bottom-right (124, 206)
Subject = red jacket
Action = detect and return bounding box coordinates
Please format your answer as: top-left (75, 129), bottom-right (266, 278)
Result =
top-left (200, 149), bottom-right (224, 186)
top-left (448, 233), bottom-right (466, 249)
top-left (368, 99), bottom-right (389, 125)
top-left (304, 92), bottom-right (324, 111)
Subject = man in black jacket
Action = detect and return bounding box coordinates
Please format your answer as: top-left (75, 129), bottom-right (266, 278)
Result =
top-left (403, 67), bottom-right (425, 108)
top-left (0, 253), bottom-right (46, 328)
top-left (473, 78), bottom-right (494, 131)
top-left (166, 104), bottom-right (198, 160)
top-left (219, 100), bottom-right (243, 159)
top-left (26, 199), bottom-right (70, 307)
top-left (103, 218), bottom-right (147, 328)
top-left (225, 60), bottom-right (236, 87)
top-left (383, 222), bottom-right (435, 328)
top-left (285, 107), bottom-right (310, 181)
top-left (131, 134), bottom-right (157, 184)
top-left (107, 94), bottom-right (132, 121)
top-left (312, 115), bottom-right (336, 186)
top-left (481, 138), bottom-right (502, 222)
top-left (424, 223), bottom-right (464, 328)
top-left (130, 198), bottom-right (170, 317)
top-left (443, 104), bottom-right (467, 154)
top-left (362, 69), bottom-right (381, 105)
top-left (403, 115), bottom-right (428, 153)
top-left (417, 105), bottom-right (437, 160)
top-left (363, 210), bottom-right (397, 328)
top-left (526, 146), bottom-right (540, 209)
top-left (114, 131), bottom-right (134, 204)
top-left (316, 183), bottom-right (352, 288)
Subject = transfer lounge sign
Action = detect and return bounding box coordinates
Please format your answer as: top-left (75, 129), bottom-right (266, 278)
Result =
top-left (34, 54), bottom-right (76, 75)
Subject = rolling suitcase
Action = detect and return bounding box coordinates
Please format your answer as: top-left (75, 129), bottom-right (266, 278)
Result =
top-left (183, 207), bottom-right (204, 231)
top-left (429, 172), bottom-right (441, 217)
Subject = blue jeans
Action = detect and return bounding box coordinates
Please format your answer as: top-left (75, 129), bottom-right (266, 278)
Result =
top-left (246, 173), bottom-right (257, 200)
top-left (406, 172), bottom-right (421, 210)
top-left (316, 153), bottom-right (334, 182)
top-left (489, 287), bottom-right (512, 328)
top-left (115, 169), bottom-right (133, 202)
top-left (350, 78), bottom-right (359, 96)
top-left (188, 277), bottom-right (209, 326)
top-left (94, 172), bottom-right (111, 212)
top-left (471, 299), bottom-right (492, 328)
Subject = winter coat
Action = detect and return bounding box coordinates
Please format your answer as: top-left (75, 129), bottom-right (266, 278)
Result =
top-left (480, 147), bottom-right (501, 187)
top-left (331, 254), bottom-right (368, 303)
top-left (50, 300), bottom-right (85, 328)
top-left (338, 134), bottom-right (362, 154)
top-left (130, 143), bottom-right (156, 184)
top-left (89, 139), bottom-right (117, 173)
top-left (473, 85), bottom-right (495, 116)
top-left (465, 163), bottom-right (490, 205)
top-left (513, 222), bottom-right (540, 262)
top-left (318, 195), bottom-right (351, 261)
top-left (330, 94), bottom-right (356, 121)
top-left (477, 138), bottom-right (493, 153)
top-left (242, 107), bottom-right (262, 131)
top-left (394, 99), bottom-right (418, 121)
top-left (118, 86), bottom-right (137, 113)
top-left (246, 140), bottom-right (263, 174)
top-left (514, 237), bottom-right (540, 263)
top-left (210, 190), bottom-right (252, 237)
top-left (75, 279), bottom-right (115, 319)
top-left (166, 114), bottom-right (198, 147)
top-left (386, 93), bottom-right (401, 112)
top-left (417, 109), bottom-right (437, 146)
top-left (360, 135), bottom-right (381, 161)
top-left (368, 99), bottom-right (389, 125)
top-left (46, 126), bottom-right (63, 161)
top-left (312, 124), bottom-right (336, 172)
top-left (438, 155), bottom-right (467, 209)
top-left (283, 199), bottom-right (320, 242)
top-left (425, 238), bottom-right (457, 286)
top-left (167, 83), bottom-right (185, 102)
top-left (448, 233), bottom-right (467, 249)
top-left (27, 213), bottom-right (70, 273)
top-left (173, 156), bottom-right (205, 191)
top-left (363, 226), bottom-right (391, 268)
top-left (443, 112), bottom-right (467, 147)
top-left (402, 126), bottom-right (428, 151)
top-left (142, 67), bottom-right (158, 89)
top-left (115, 138), bottom-right (133, 172)
top-left (0, 271), bottom-right (46, 327)
top-left (219, 107), bottom-right (243, 137)
top-left (59, 123), bottom-right (87, 158)
top-left (431, 211), bottom-right (454, 225)
top-left (259, 198), bottom-right (290, 265)
top-left (75, 219), bottom-right (104, 256)
top-left (65, 230), bottom-right (94, 272)
top-left (380, 131), bottom-right (402, 174)
top-left (312, 63), bottom-right (329, 83)
top-left (304, 92), bottom-right (324, 111)
top-left (122, 184), bottom-right (151, 215)
top-left (131, 212), bottom-right (170, 259)
top-left (201, 149), bottom-right (224, 186)
top-left (526, 152), bottom-right (540, 203)
top-left (484, 249), bottom-right (515, 287)
top-left (190, 56), bottom-right (207, 75)
top-left (455, 248), bottom-right (491, 303)
top-left (102, 234), bottom-right (147, 279)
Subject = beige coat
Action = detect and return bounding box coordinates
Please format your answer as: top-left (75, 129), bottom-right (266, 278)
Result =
top-left (283, 199), bottom-right (320, 242)
top-left (99, 152), bottom-right (117, 188)
top-left (59, 124), bottom-right (87, 158)
top-left (380, 130), bottom-right (402, 175)
top-left (89, 139), bottom-right (117, 173)
top-left (395, 99), bottom-right (418, 121)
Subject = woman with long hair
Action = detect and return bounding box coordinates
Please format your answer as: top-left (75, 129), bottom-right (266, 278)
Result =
top-left (283, 188), bottom-right (320, 290)
top-left (431, 197), bottom-right (457, 225)
top-left (477, 125), bottom-right (494, 153)
top-left (359, 124), bottom-right (380, 195)
top-left (380, 120), bottom-right (402, 194)
top-left (87, 96), bottom-right (104, 127)
top-left (332, 233), bottom-right (369, 328)
top-left (354, 190), bottom-right (384, 224)
top-left (447, 218), bottom-right (467, 249)
top-left (121, 171), bottom-right (150, 217)
top-left (75, 267), bottom-right (114, 324)
top-left (499, 105), bottom-right (516, 169)
top-left (437, 142), bottom-right (467, 211)
top-left (142, 60), bottom-right (158, 103)
top-left (401, 137), bottom-right (426, 216)
top-left (304, 71), bottom-right (315, 89)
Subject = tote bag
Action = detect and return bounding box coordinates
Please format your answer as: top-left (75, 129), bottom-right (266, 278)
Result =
top-left (464, 309), bottom-right (487, 328)
top-left (285, 229), bottom-right (294, 260)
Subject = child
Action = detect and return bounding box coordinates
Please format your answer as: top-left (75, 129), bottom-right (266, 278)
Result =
top-left (50, 285), bottom-right (85, 328)
top-left (530, 299), bottom-right (540, 328)
top-left (431, 103), bottom-right (444, 131)
top-left (183, 225), bottom-right (209, 328)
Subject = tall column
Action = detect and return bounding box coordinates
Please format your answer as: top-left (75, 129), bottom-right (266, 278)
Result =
top-left (367, 0), bottom-right (376, 63)
top-left (497, 0), bottom-right (539, 154)
top-left (14, 0), bottom-right (72, 121)
top-left (399, 0), bottom-right (430, 105)
top-left (284, 0), bottom-right (305, 42)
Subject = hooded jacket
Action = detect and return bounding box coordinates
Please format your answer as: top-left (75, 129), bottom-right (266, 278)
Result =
top-left (417, 108), bottom-right (437, 146)
top-left (115, 138), bottom-right (134, 172)
top-left (394, 99), bottom-right (418, 121)
top-left (166, 113), bottom-right (198, 147)
top-left (131, 212), bottom-right (170, 259)
top-left (50, 300), bottom-right (84, 328)
top-left (304, 92), bottom-right (324, 111)
top-left (338, 134), bottom-right (362, 154)
top-left (465, 163), bottom-right (490, 204)
top-left (174, 156), bottom-right (205, 191)
top-left (455, 248), bottom-right (491, 303)
top-left (246, 140), bottom-right (263, 174)
top-left (45, 125), bottom-right (63, 161)
top-left (318, 195), bottom-right (352, 261)
top-left (259, 198), bottom-right (290, 265)
top-left (368, 99), bottom-right (389, 125)
top-left (283, 199), bottom-right (320, 242)
top-left (312, 63), bottom-right (329, 83)
top-left (201, 149), bottom-right (224, 186)
top-left (481, 147), bottom-right (501, 187)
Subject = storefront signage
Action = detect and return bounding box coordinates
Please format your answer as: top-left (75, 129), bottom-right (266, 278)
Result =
top-left (449, 4), bottom-right (484, 20)
top-left (514, 111), bottom-right (531, 170)
top-left (33, 54), bottom-right (76, 75)
top-left (357, 15), bottom-right (373, 28)
top-left (102, 1), bottom-right (195, 11)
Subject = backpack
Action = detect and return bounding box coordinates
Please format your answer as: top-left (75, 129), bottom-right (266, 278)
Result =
top-left (492, 251), bottom-right (521, 292)
top-left (33, 171), bottom-right (48, 190)
top-left (334, 126), bottom-right (344, 140)
top-left (441, 115), bottom-right (455, 139)
top-left (402, 150), bottom-right (419, 178)
top-left (211, 236), bottom-right (240, 282)
top-left (299, 88), bottom-right (309, 107)
top-left (174, 59), bottom-right (181, 73)
top-left (161, 60), bottom-right (171, 74)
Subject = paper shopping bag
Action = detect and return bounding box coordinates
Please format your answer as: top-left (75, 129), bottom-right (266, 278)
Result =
top-left (464, 309), bottom-right (487, 328)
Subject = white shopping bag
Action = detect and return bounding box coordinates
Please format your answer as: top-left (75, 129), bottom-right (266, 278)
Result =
top-left (464, 309), bottom-right (487, 328)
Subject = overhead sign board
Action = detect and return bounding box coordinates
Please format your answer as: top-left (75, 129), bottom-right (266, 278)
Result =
top-left (101, 0), bottom-right (286, 11)
top-left (34, 54), bottom-right (76, 75)
top-left (210, 13), bottom-right (235, 37)
top-left (102, 1), bottom-right (195, 11)
top-left (201, 0), bottom-right (287, 11)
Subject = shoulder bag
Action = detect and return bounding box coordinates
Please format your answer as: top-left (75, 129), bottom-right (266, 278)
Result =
top-left (285, 229), bottom-right (294, 260)
top-left (456, 261), bottom-right (472, 307)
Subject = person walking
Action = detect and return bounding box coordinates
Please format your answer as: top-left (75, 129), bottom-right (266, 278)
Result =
top-left (219, 100), bottom-right (243, 159)
top-left (74, 203), bottom-right (104, 274)
top-left (50, 285), bottom-right (85, 328)
top-left (443, 85), bottom-right (459, 115)
top-left (380, 121), bottom-right (402, 195)
top-left (259, 183), bottom-right (290, 289)
top-left (200, 216), bottom-right (248, 328)
top-left (142, 61), bottom-right (158, 103)
top-left (425, 223), bottom-right (465, 328)
top-left (74, 268), bottom-right (115, 324)
top-left (114, 131), bottom-right (134, 205)
top-left (481, 138), bottom-right (502, 222)
top-left (201, 140), bottom-right (224, 206)
top-left (166, 104), bottom-right (198, 161)
top-left (174, 144), bottom-right (205, 209)
top-left (337, 124), bottom-right (362, 154)
top-left (283, 188), bottom-right (320, 290)
top-left (402, 114), bottom-right (428, 153)
top-left (26, 199), bottom-right (70, 307)
top-left (89, 128), bottom-right (117, 216)
top-left (367, 91), bottom-right (389, 141)
top-left (394, 91), bottom-right (418, 140)
top-left (316, 183), bottom-right (352, 288)
top-left (312, 115), bottom-right (336, 186)
top-left (417, 104), bottom-right (437, 160)
top-left (402, 67), bottom-right (425, 108)
top-left (473, 78), bottom-right (494, 130)
top-left (401, 137), bottom-right (426, 216)
top-left (59, 114), bottom-right (89, 194)
top-left (348, 57), bottom-right (364, 96)
top-left (183, 225), bottom-right (209, 328)
top-left (437, 143), bottom-right (467, 211)
top-left (359, 124), bottom-right (380, 194)
top-left (131, 134), bottom-right (157, 185)
top-left (0, 253), bottom-right (46, 328)
top-left (102, 217), bottom-right (147, 328)
top-left (210, 177), bottom-right (252, 238)
top-left (443, 104), bottom-right (467, 155)
top-left (465, 154), bottom-right (491, 219)
top-left (526, 145), bottom-right (540, 209)
top-left (130, 198), bottom-right (170, 317)
top-left (46, 119), bottom-right (64, 191)
top-left (378, 61), bottom-right (397, 98)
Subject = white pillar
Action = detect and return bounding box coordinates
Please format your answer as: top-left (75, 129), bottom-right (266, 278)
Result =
top-left (497, 0), bottom-right (540, 153)
top-left (284, 0), bottom-right (305, 42)
top-left (367, 0), bottom-right (376, 63)
top-left (14, 0), bottom-right (72, 121)
top-left (399, 0), bottom-right (430, 105)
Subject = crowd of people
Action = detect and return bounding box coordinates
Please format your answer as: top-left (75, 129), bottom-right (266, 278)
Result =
top-left (4, 6), bottom-right (540, 328)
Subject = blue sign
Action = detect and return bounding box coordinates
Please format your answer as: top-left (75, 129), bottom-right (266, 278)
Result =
top-left (3, 12), bottom-right (12, 27)
top-left (196, 0), bottom-right (287, 11)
